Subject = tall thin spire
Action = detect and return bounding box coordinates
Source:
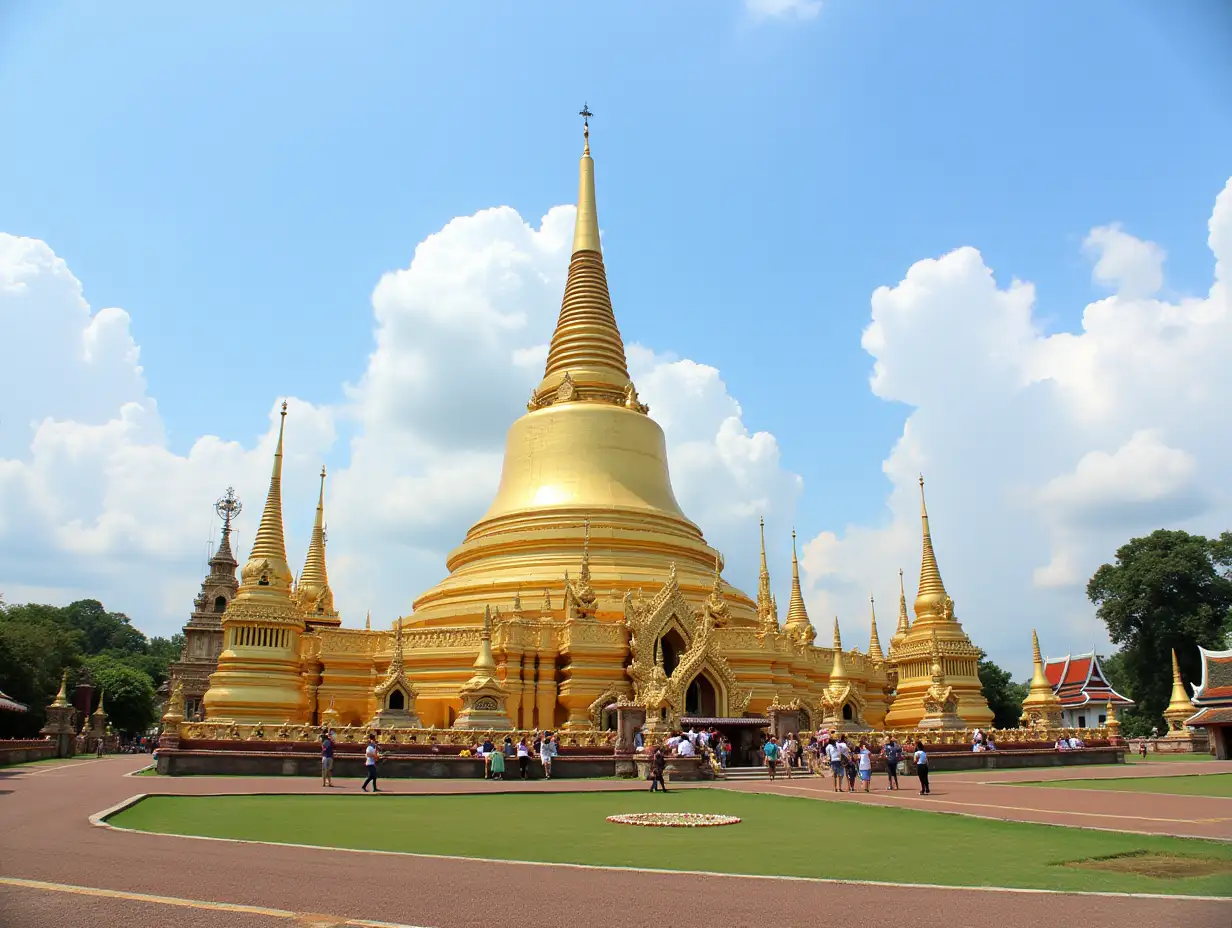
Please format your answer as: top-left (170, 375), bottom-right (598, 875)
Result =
top-left (239, 402), bottom-right (293, 592)
top-left (756, 517), bottom-right (776, 628)
top-left (1163, 648), bottom-right (1197, 730)
top-left (868, 596), bottom-right (884, 662)
top-left (51, 669), bottom-right (70, 708)
top-left (896, 568), bottom-right (911, 635)
top-left (1028, 629), bottom-right (1052, 693)
top-left (365, 610), bottom-right (371, 631)
top-left (1021, 628), bottom-right (1063, 723)
top-left (538, 107), bottom-right (630, 400)
top-left (915, 474), bottom-right (950, 618)
top-left (784, 529), bottom-right (813, 640)
top-left (297, 465), bottom-right (337, 624)
top-left (474, 605), bottom-right (498, 672)
top-left (830, 617), bottom-right (848, 680)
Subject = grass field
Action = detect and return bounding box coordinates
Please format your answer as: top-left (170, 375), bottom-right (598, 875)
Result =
top-left (109, 789), bottom-right (1232, 896)
top-left (1029, 772), bottom-right (1232, 798)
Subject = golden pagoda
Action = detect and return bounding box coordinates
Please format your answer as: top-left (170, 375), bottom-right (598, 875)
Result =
top-left (203, 403), bottom-right (309, 722)
top-left (1163, 649), bottom-right (1197, 736)
top-left (1019, 629), bottom-right (1063, 728)
top-left (193, 114), bottom-right (999, 742)
top-left (882, 477), bottom-right (992, 728)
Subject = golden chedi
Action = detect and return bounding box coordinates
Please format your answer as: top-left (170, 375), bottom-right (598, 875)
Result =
top-left (204, 404), bottom-right (309, 722)
top-left (883, 477), bottom-right (993, 728)
top-left (1019, 629), bottom-right (1063, 728)
top-left (191, 114), bottom-right (1006, 742)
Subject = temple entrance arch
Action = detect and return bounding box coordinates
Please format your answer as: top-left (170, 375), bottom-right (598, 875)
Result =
top-left (685, 673), bottom-right (718, 717)
top-left (658, 627), bottom-right (687, 676)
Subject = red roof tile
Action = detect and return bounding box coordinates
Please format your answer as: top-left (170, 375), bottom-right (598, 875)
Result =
top-left (1044, 659), bottom-right (1066, 688)
top-left (1186, 706), bottom-right (1232, 726)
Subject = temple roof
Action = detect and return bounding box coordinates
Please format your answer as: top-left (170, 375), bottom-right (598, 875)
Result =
top-left (1043, 651), bottom-right (1133, 708)
top-left (1191, 646), bottom-right (1232, 705)
top-left (0, 688), bottom-right (28, 712)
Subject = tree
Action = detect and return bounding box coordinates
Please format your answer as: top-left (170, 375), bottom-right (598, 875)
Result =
top-left (1098, 651), bottom-right (1155, 739)
top-left (1088, 529), bottom-right (1232, 731)
top-left (0, 605), bottom-right (84, 737)
top-left (977, 653), bottom-right (1027, 729)
top-left (83, 655), bottom-right (157, 736)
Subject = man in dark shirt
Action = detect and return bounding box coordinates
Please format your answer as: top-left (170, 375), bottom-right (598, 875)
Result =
top-left (320, 730), bottom-right (335, 787)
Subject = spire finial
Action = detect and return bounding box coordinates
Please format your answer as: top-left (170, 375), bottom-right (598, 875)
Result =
top-left (51, 669), bottom-right (71, 708)
top-left (830, 617), bottom-right (848, 680)
top-left (213, 486), bottom-right (242, 563)
top-left (473, 605), bottom-right (497, 672)
top-left (579, 102), bottom-right (592, 155)
top-left (365, 610), bottom-right (371, 631)
top-left (756, 517), bottom-right (775, 626)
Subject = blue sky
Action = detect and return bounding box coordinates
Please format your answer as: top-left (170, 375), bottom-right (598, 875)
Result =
top-left (2, 1), bottom-right (1231, 661)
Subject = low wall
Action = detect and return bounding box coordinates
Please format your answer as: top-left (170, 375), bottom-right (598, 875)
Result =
top-left (156, 749), bottom-right (615, 779)
top-left (1128, 736), bottom-right (1210, 755)
top-left (0, 740), bottom-right (56, 766)
top-left (910, 745), bottom-right (1125, 772)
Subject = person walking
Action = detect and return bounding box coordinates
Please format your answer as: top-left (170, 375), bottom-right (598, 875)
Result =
top-left (825, 738), bottom-right (844, 791)
top-left (913, 740), bottom-right (930, 795)
top-left (781, 733), bottom-right (797, 779)
top-left (649, 745), bottom-right (667, 792)
top-left (489, 744), bottom-right (506, 780)
top-left (362, 733), bottom-right (380, 792)
top-left (320, 730), bottom-right (335, 787)
top-left (763, 736), bottom-right (781, 780)
top-left (517, 738), bottom-right (531, 779)
top-left (539, 733), bottom-right (556, 779)
top-left (857, 741), bottom-right (873, 792)
top-left (882, 737), bottom-right (902, 790)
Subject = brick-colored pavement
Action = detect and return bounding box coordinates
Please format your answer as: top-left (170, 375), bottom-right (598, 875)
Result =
top-left (0, 756), bottom-right (1228, 928)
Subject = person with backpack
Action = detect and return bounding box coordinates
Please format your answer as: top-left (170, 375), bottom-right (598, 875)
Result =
top-left (881, 737), bottom-right (903, 790)
top-left (762, 736), bottom-right (781, 779)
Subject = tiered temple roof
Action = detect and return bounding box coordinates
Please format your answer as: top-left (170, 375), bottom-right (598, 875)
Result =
top-left (1186, 646), bottom-right (1232, 727)
top-left (1042, 651), bottom-right (1133, 709)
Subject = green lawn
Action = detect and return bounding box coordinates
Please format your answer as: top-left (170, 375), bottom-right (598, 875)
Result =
top-left (1030, 772), bottom-right (1232, 798)
top-left (1128, 752), bottom-right (1216, 763)
top-left (109, 790), bottom-right (1232, 896)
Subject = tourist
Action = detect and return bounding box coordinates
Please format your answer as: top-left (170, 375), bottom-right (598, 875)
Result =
top-left (1054, 736), bottom-right (1068, 751)
top-left (320, 730), bottom-right (335, 787)
top-left (882, 737), bottom-right (902, 790)
top-left (633, 727), bottom-right (644, 750)
top-left (825, 738), bottom-right (844, 791)
top-left (677, 735), bottom-right (696, 757)
top-left (720, 737), bottom-right (732, 768)
top-left (503, 736), bottom-right (515, 759)
top-left (762, 736), bottom-right (781, 779)
top-left (781, 733), bottom-right (797, 779)
top-left (362, 733), bottom-right (380, 792)
top-left (539, 734), bottom-right (556, 779)
top-left (489, 744), bottom-right (506, 780)
top-left (516, 738), bottom-right (531, 779)
top-left (649, 744), bottom-right (667, 792)
top-left (985, 737), bottom-right (996, 751)
top-left (844, 749), bottom-right (858, 793)
top-left (857, 741), bottom-right (872, 792)
top-left (913, 740), bottom-right (930, 795)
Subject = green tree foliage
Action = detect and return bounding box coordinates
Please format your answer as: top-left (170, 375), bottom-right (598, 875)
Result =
top-left (84, 654), bottom-right (158, 734)
top-left (977, 653), bottom-right (1027, 729)
top-left (0, 599), bottom-right (179, 738)
top-left (1098, 651), bottom-right (1154, 739)
top-left (1088, 529), bottom-right (1232, 732)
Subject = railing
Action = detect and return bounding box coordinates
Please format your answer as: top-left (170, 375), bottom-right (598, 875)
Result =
top-left (177, 721), bottom-right (618, 749)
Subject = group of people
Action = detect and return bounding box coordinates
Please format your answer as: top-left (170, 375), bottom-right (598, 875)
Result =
top-left (757, 731), bottom-right (931, 794)
top-left (317, 729), bottom-right (566, 789)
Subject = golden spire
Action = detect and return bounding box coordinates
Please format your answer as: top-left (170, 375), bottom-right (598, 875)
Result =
top-left (93, 688), bottom-right (106, 717)
top-left (537, 106), bottom-right (631, 400)
top-left (473, 605), bottom-right (498, 673)
top-left (896, 567), bottom-right (911, 635)
top-left (868, 596), bottom-right (884, 662)
top-left (915, 475), bottom-right (950, 619)
top-left (297, 466), bottom-right (337, 622)
top-left (238, 402), bottom-right (293, 592)
top-left (784, 529), bottom-right (812, 636)
top-left (364, 610), bottom-right (371, 631)
top-left (830, 616), bottom-right (849, 681)
top-left (756, 517), bottom-right (777, 627)
top-left (1020, 629), bottom-right (1063, 724)
top-left (1163, 648), bottom-right (1197, 732)
top-left (51, 669), bottom-right (70, 708)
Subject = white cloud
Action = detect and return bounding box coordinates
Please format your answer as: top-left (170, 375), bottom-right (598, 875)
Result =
top-left (0, 211), bottom-right (801, 636)
top-left (746, 0), bottom-right (823, 22)
top-left (803, 179), bottom-right (1232, 674)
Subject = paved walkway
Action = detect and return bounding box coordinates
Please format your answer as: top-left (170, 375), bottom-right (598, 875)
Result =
top-left (1, 756), bottom-right (1229, 928)
top-left (730, 759), bottom-right (1232, 840)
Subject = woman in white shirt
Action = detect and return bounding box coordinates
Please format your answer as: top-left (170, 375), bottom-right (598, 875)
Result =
top-left (913, 741), bottom-right (930, 795)
top-left (516, 738), bottom-right (531, 779)
top-left (539, 735), bottom-right (556, 779)
top-left (857, 741), bottom-right (873, 792)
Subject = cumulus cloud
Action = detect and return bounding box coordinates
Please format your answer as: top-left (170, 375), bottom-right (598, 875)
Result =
top-left (803, 178), bottom-right (1232, 673)
top-left (746, 0), bottom-right (823, 22)
top-left (0, 211), bottom-right (800, 635)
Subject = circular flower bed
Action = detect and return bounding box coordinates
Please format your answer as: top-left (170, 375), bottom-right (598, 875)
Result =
top-left (606, 812), bottom-right (741, 828)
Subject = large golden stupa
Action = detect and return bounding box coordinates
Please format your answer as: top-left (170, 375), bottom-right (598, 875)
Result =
top-left (197, 116), bottom-right (992, 735)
